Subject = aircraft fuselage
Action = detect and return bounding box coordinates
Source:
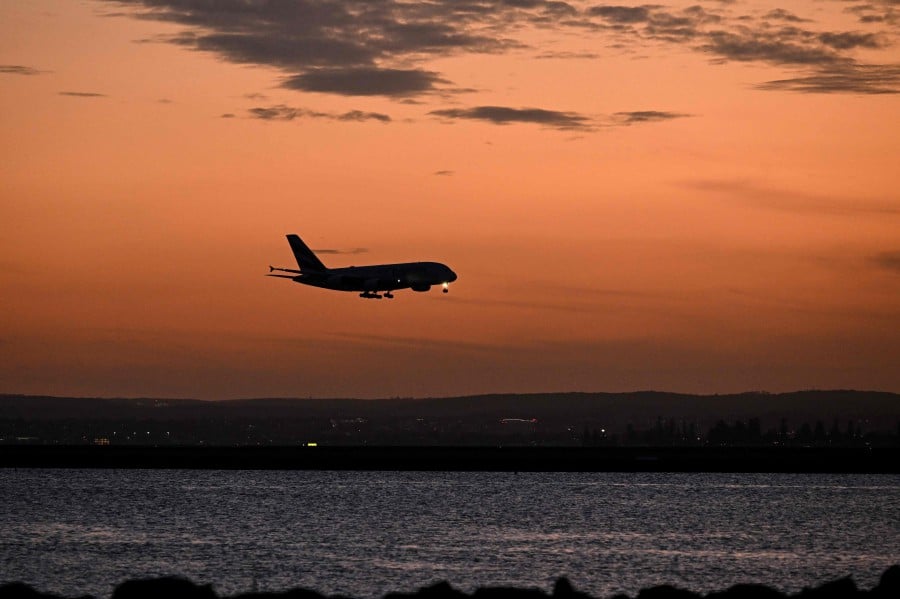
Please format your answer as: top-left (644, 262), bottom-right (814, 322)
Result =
top-left (294, 261), bottom-right (457, 294)
top-left (268, 234), bottom-right (457, 299)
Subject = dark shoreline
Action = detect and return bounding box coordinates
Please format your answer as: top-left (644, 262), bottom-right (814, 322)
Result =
top-left (2, 445), bottom-right (898, 472)
top-left (1, 567), bottom-right (899, 599)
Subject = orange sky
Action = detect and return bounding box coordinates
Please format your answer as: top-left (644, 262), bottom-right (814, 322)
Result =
top-left (1, 0), bottom-right (899, 398)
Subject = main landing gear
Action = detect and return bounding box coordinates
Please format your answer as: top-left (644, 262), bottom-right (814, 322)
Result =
top-left (359, 291), bottom-right (394, 299)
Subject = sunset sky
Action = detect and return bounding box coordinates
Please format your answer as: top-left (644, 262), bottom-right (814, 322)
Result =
top-left (2, 0), bottom-right (899, 399)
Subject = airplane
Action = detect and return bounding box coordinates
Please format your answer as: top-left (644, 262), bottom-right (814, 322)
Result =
top-left (267, 234), bottom-right (457, 299)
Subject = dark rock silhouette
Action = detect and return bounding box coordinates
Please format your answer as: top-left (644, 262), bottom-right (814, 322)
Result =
top-left (2, 567), bottom-right (898, 599)
top-left (111, 577), bottom-right (215, 599)
top-left (234, 591), bottom-right (327, 599)
top-left (795, 577), bottom-right (858, 599)
top-left (552, 578), bottom-right (592, 599)
top-left (384, 582), bottom-right (467, 599)
top-left (635, 585), bottom-right (700, 599)
top-left (472, 587), bottom-right (549, 599)
top-left (871, 565), bottom-right (899, 598)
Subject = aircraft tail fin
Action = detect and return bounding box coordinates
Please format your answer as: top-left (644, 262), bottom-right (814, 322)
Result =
top-left (286, 234), bottom-right (327, 272)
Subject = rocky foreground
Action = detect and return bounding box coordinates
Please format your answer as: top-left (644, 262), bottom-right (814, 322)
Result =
top-left (1, 567), bottom-right (897, 599)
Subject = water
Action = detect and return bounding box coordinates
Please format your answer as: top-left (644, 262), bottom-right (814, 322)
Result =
top-left (1, 470), bottom-right (898, 598)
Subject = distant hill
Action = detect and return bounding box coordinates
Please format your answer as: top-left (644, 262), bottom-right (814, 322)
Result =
top-left (2, 390), bottom-right (898, 429)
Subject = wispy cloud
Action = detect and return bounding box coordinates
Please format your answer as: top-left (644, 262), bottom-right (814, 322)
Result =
top-left (758, 64), bottom-right (900, 94)
top-left (683, 179), bottom-right (900, 215)
top-left (59, 91), bottom-right (107, 98)
top-left (314, 248), bottom-right (369, 255)
top-left (872, 251), bottom-right (900, 273)
top-left (763, 9), bottom-right (810, 24)
top-left (248, 105), bottom-right (390, 122)
top-left (430, 105), bottom-right (690, 131)
top-left (613, 110), bottom-right (691, 125)
top-left (430, 106), bottom-right (593, 131)
top-left (0, 65), bottom-right (46, 75)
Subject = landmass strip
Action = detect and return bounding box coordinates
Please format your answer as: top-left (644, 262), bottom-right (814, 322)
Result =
top-left (1, 566), bottom-right (897, 599)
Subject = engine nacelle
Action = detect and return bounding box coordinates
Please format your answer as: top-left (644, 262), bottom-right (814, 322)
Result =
top-left (411, 283), bottom-right (431, 292)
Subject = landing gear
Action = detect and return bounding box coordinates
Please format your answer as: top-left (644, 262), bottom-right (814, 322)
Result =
top-left (442, 282), bottom-right (450, 294)
top-left (360, 290), bottom-right (394, 299)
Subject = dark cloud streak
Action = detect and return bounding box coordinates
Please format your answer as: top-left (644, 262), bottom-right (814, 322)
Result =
top-left (283, 67), bottom-right (446, 97)
top-left (248, 105), bottom-right (390, 122)
top-left (614, 110), bottom-right (690, 124)
top-left (0, 65), bottom-right (45, 75)
top-left (59, 91), bottom-right (107, 97)
top-left (758, 64), bottom-right (900, 94)
top-left (873, 251), bottom-right (900, 274)
top-left (430, 106), bottom-right (593, 130)
top-left (314, 248), bottom-right (369, 255)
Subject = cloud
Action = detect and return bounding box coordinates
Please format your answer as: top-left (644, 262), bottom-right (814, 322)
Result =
top-left (613, 110), bottom-right (690, 124)
top-left (586, 3), bottom-right (898, 93)
top-left (58, 91), bottom-right (107, 97)
top-left (103, 0), bottom-right (524, 99)
top-left (248, 104), bottom-right (390, 122)
top-left (434, 170), bottom-right (454, 176)
top-left (873, 251), bottom-right (900, 273)
top-left (818, 31), bottom-right (882, 50)
top-left (843, 2), bottom-right (899, 26)
top-left (283, 67), bottom-right (446, 97)
top-left (700, 30), bottom-right (844, 66)
top-left (763, 9), bottom-right (810, 24)
top-left (104, 0), bottom-right (900, 105)
top-left (534, 51), bottom-right (601, 59)
top-left (337, 110), bottom-right (391, 122)
top-left (587, 5), bottom-right (654, 24)
top-left (758, 64), bottom-right (900, 94)
top-left (430, 105), bottom-right (593, 130)
top-left (0, 65), bottom-right (45, 75)
top-left (314, 248), bottom-right (369, 255)
top-left (428, 105), bottom-right (692, 132)
top-left (587, 4), bottom-right (722, 41)
top-left (683, 179), bottom-right (900, 215)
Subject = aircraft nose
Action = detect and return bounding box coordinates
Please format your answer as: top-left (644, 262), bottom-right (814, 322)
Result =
top-left (446, 268), bottom-right (457, 283)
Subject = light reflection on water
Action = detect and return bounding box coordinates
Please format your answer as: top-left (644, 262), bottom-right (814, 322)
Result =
top-left (1, 470), bottom-right (898, 599)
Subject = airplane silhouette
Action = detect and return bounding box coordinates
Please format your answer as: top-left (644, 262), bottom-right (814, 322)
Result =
top-left (268, 234), bottom-right (457, 299)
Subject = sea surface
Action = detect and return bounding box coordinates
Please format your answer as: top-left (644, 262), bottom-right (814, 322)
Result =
top-left (1, 470), bottom-right (898, 598)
